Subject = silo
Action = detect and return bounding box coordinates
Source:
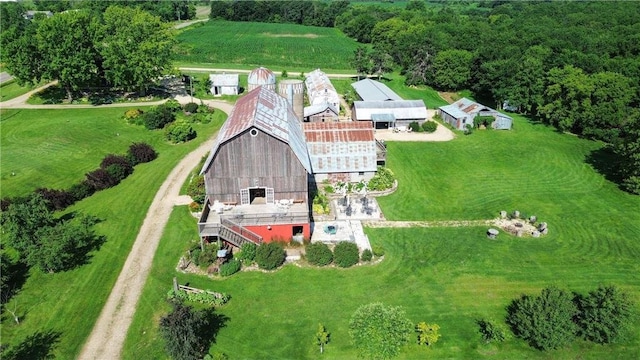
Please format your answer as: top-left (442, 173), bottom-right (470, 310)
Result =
top-left (278, 79), bottom-right (305, 121)
top-left (247, 67), bottom-right (276, 92)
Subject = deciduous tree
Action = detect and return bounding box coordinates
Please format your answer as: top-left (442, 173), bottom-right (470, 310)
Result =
top-left (315, 323), bottom-right (330, 354)
top-left (99, 6), bottom-right (175, 94)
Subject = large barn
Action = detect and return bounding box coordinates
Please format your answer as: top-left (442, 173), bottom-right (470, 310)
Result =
top-left (198, 86), bottom-right (312, 245)
top-left (439, 98), bottom-right (513, 130)
top-left (303, 121), bottom-right (383, 183)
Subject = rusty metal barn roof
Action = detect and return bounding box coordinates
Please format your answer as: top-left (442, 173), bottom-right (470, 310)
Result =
top-left (200, 87), bottom-right (311, 174)
top-left (303, 122), bottom-right (377, 173)
top-left (439, 98), bottom-right (511, 120)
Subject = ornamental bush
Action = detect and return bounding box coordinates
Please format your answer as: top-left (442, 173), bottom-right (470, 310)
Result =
top-left (143, 104), bottom-right (176, 130)
top-left (361, 249), bottom-right (373, 262)
top-left (575, 285), bottom-right (634, 344)
top-left (506, 287), bottom-right (578, 350)
top-left (368, 167), bottom-right (395, 191)
top-left (124, 108), bottom-right (144, 124)
top-left (187, 175), bottom-right (206, 204)
top-left (35, 188), bottom-right (74, 211)
top-left (305, 242), bottom-right (333, 266)
top-left (422, 121), bottom-right (438, 133)
top-left (100, 154), bottom-right (133, 180)
top-left (127, 142), bottom-right (157, 165)
top-left (165, 120), bottom-right (197, 143)
top-left (333, 241), bottom-right (359, 268)
top-left (255, 242), bottom-right (286, 270)
top-left (477, 319), bottom-right (507, 343)
top-left (219, 259), bottom-right (241, 277)
top-left (408, 121), bottom-right (421, 132)
top-left (184, 102), bottom-right (199, 113)
top-left (85, 168), bottom-right (119, 190)
top-left (238, 242), bottom-right (257, 262)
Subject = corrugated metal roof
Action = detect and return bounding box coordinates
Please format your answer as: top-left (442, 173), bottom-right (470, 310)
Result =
top-left (248, 67), bottom-right (276, 85)
top-left (303, 103), bottom-right (339, 117)
top-left (200, 87), bottom-right (311, 174)
top-left (371, 113), bottom-right (396, 122)
top-left (303, 122), bottom-right (377, 173)
top-left (351, 78), bottom-right (402, 101)
top-left (209, 73), bottom-right (239, 86)
top-left (353, 100), bottom-right (427, 120)
top-left (439, 98), bottom-right (512, 120)
top-left (305, 69), bottom-right (341, 111)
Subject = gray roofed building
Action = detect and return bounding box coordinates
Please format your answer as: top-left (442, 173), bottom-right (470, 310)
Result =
top-left (303, 103), bottom-right (339, 122)
top-left (352, 100), bottom-right (428, 128)
top-left (351, 78), bottom-right (402, 101)
top-left (439, 98), bottom-right (512, 130)
top-left (209, 73), bottom-right (239, 96)
top-left (305, 69), bottom-right (341, 113)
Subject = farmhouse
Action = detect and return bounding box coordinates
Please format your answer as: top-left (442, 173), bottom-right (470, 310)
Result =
top-left (247, 67), bottom-right (276, 92)
top-left (303, 121), bottom-right (383, 183)
top-left (209, 73), bottom-right (239, 96)
top-left (439, 98), bottom-right (513, 130)
top-left (198, 86), bottom-right (312, 245)
top-left (351, 78), bottom-right (402, 101)
top-left (352, 100), bottom-right (428, 129)
top-left (305, 69), bottom-right (341, 113)
top-left (303, 103), bottom-right (339, 122)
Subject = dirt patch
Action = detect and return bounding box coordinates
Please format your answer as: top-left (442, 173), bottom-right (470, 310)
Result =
top-left (438, 91), bottom-right (459, 104)
top-left (262, 32), bottom-right (321, 38)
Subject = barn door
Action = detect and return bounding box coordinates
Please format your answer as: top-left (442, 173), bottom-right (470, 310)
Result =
top-left (240, 188), bottom-right (250, 205)
top-left (266, 187), bottom-right (274, 204)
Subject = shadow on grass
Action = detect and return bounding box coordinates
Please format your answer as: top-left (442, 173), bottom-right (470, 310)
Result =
top-left (1, 330), bottom-right (61, 360)
top-left (0, 261), bottom-right (30, 305)
top-left (585, 146), bottom-right (623, 186)
top-left (202, 309), bottom-right (230, 345)
top-left (31, 85), bottom-right (172, 105)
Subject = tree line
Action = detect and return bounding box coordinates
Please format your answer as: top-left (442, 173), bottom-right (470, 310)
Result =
top-left (0, 2), bottom-right (176, 101)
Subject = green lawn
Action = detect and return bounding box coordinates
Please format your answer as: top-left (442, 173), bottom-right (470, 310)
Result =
top-left (0, 109), bottom-right (226, 359)
top-left (123, 115), bottom-right (640, 359)
top-left (175, 20), bottom-right (359, 71)
top-left (1, 108), bottom-right (163, 197)
top-left (0, 80), bottom-right (39, 102)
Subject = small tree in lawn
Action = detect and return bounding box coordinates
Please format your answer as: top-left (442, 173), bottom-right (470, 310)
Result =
top-left (159, 300), bottom-right (210, 360)
top-left (506, 286), bottom-right (578, 350)
top-left (315, 323), bottom-right (330, 354)
top-left (575, 285), bottom-right (634, 344)
top-left (477, 319), bottom-right (507, 343)
top-left (349, 303), bottom-right (413, 359)
top-left (333, 241), bottom-right (359, 268)
top-left (416, 322), bottom-right (441, 346)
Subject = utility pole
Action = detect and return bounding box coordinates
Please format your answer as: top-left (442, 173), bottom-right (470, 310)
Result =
top-left (190, 76), bottom-right (193, 103)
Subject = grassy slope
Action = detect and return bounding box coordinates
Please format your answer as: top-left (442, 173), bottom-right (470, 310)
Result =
top-left (1, 108), bottom-right (163, 197)
top-left (0, 109), bottom-right (226, 359)
top-left (0, 80), bottom-right (37, 102)
top-left (175, 20), bottom-right (359, 71)
top-left (124, 115), bottom-right (640, 359)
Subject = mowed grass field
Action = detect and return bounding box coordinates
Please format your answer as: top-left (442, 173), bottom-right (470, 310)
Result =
top-left (123, 116), bottom-right (640, 359)
top-left (0, 108), bottom-right (226, 358)
top-left (175, 20), bottom-right (359, 71)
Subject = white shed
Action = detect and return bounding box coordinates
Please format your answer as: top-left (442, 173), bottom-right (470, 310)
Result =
top-left (209, 73), bottom-right (240, 96)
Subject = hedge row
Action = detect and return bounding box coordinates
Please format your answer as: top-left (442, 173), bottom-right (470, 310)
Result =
top-left (1, 143), bottom-right (157, 212)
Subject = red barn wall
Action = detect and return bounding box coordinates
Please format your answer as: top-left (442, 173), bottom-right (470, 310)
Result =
top-left (245, 223), bottom-right (310, 243)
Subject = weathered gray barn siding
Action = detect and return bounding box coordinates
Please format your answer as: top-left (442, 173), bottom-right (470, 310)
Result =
top-left (205, 128), bottom-right (308, 203)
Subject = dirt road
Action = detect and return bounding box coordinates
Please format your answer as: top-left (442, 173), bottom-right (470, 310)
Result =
top-left (77, 98), bottom-right (231, 360)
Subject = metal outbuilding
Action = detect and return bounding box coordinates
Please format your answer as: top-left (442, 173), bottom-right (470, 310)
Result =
top-left (305, 69), bottom-right (341, 113)
top-left (209, 73), bottom-right (239, 96)
top-left (351, 78), bottom-right (402, 101)
top-left (439, 98), bottom-right (512, 130)
top-left (352, 100), bottom-right (428, 129)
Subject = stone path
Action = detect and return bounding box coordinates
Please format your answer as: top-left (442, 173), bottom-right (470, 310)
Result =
top-left (362, 219), bottom-right (494, 228)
